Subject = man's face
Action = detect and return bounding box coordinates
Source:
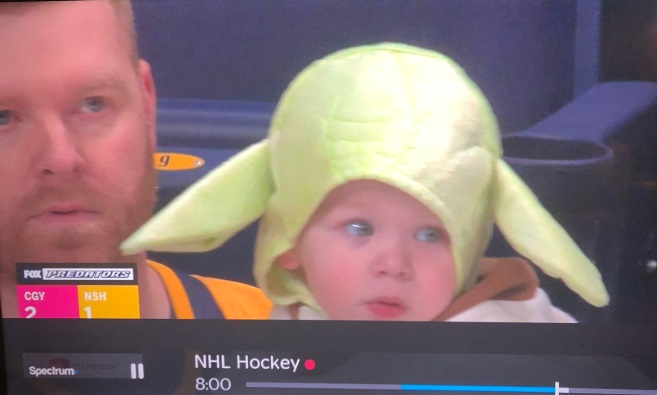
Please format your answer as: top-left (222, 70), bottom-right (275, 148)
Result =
top-left (0, 1), bottom-right (156, 268)
top-left (279, 180), bottom-right (457, 321)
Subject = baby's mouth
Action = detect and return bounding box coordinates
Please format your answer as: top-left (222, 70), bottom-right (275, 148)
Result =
top-left (366, 297), bottom-right (406, 319)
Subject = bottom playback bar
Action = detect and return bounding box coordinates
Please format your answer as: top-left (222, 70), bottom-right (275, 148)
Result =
top-left (2, 320), bottom-right (656, 395)
top-left (245, 382), bottom-right (657, 394)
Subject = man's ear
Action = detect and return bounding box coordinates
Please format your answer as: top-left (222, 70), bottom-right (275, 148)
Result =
top-left (277, 249), bottom-right (301, 270)
top-left (138, 59), bottom-right (157, 148)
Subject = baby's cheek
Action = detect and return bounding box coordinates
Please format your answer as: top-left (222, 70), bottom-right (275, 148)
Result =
top-left (417, 263), bottom-right (457, 316)
top-left (313, 266), bottom-right (355, 297)
top-left (432, 247), bottom-right (457, 286)
top-left (308, 264), bottom-right (359, 300)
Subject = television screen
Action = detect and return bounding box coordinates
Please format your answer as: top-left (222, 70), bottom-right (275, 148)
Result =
top-left (1, 1), bottom-right (656, 394)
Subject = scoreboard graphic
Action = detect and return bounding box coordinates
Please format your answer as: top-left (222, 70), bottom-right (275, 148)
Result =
top-left (15, 264), bottom-right (139, 319)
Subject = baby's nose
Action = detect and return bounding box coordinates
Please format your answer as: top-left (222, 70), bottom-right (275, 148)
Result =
top-left (370, 241), bottom-right (414, 280)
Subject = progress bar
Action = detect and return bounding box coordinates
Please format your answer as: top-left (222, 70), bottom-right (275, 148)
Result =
top-left (246, 382), bottom-right (657, 394)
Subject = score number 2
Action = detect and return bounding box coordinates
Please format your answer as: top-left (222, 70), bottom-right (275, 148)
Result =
top-left (24, 306), bottom-right (37, 318)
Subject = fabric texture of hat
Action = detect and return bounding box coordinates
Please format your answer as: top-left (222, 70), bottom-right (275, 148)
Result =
top-left (121, 43), bottom-right (609, 312)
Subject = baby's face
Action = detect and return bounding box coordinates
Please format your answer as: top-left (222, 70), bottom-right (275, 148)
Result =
top-left (279, 180), bottom-right (456, 321)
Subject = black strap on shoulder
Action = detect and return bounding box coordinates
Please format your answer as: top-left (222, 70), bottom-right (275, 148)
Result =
top-left (172, 269), bottom-right (224, 319)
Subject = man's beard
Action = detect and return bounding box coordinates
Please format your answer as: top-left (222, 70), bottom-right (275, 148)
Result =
top-left (0, 146), bottom-right (157, 270)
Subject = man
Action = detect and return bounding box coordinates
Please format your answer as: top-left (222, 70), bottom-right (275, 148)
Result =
top-left (0, 0), bottom-right (271, 319)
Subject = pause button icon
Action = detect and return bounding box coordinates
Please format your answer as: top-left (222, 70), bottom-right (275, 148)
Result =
top-left (130, 363), bottom-right (144, 379)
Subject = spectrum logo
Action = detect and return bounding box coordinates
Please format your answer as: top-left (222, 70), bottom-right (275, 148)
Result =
top-left (28, 357), bottom-right (79, 378)
top-left (28, 366), bottom-right (78, 378)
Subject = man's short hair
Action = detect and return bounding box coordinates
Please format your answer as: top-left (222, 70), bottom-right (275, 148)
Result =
top-left (0, 0), bottom-right (139, 65)
top-left (110, 0), bottom-right (139, 64)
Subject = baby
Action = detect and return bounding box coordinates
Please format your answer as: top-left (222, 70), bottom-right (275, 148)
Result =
top-left (121, 43), bottom-right (609, 322)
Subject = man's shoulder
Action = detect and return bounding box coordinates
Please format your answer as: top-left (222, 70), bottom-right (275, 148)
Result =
top-left (191, 274), bottom-right (267, 300)
top-left (190, 274), bottom-right (273, 320)
top-left (148, 260), bottom-right (272, 319)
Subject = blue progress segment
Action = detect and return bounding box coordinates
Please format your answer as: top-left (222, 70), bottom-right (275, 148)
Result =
top-left (401, 384), bottom-right (554, 393)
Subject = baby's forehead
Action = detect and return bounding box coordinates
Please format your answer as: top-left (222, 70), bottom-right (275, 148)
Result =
top-left (314, 179), bottom-right (445, 223)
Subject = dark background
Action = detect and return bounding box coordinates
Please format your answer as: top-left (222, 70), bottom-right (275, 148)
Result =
top-left (135, 0), bottom-right (580, 134)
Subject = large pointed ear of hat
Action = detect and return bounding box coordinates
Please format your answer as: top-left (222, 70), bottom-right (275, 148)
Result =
top-left (493, 159), bottom-right (609, 307)
top-left (121, 140), bottom-right (273, 255)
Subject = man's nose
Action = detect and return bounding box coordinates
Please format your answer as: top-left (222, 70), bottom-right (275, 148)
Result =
top-left (369, 238), bottom-right (414, 280)
top-left (34, 118), bottom-right (84, 177)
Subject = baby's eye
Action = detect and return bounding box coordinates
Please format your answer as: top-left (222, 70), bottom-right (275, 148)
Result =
top-left (415, 227), bottom-right (442, 243)
top-left (0, 109), bottom-right (14, 126)
top-left (344, 221), bottom-right (374, 237)
top-left (79, 96), bottom-right (105, 114)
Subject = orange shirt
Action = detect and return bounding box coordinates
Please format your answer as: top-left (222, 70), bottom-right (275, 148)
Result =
top-left (148, 260), bottom-right (272, 319)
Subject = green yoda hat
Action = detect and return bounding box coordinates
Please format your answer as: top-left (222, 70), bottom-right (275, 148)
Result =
top-left (121, 43), bottom-right (609, 311)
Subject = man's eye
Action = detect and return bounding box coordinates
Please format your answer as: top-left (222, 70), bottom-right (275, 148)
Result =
top-left (344, 221), bottom-right (374, 237)
top-left (80, 97), bottom-right (105, 113)
top-left (0, 109), bottom-right (14, 126)
top-left (415, 227), bottom-right (441, 243)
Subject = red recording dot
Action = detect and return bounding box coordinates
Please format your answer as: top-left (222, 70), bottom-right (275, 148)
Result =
top-left (304, 359), bottom-right (315, 370)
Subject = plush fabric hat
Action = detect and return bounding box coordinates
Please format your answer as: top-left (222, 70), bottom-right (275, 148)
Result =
top-left (121, 43), bottom-right (609, 311)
